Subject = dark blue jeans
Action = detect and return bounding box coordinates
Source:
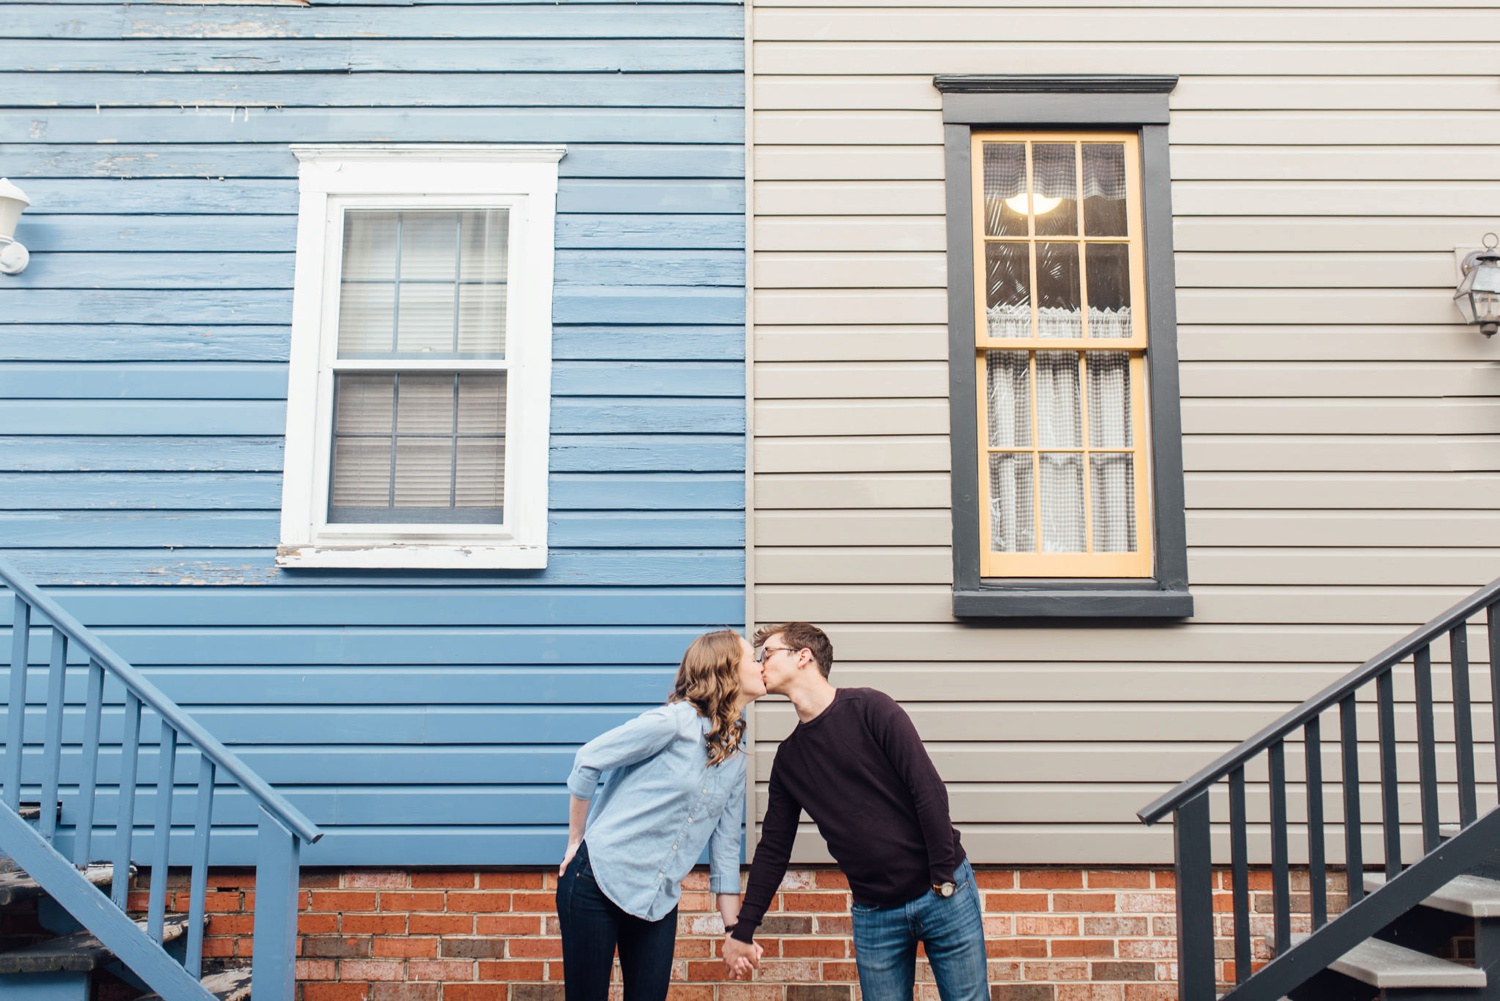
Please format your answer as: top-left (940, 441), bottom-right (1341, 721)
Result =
top-left (851, 859), bottom-right (988, 1001)
top-left (556, 841), bottom-right (679, 1001)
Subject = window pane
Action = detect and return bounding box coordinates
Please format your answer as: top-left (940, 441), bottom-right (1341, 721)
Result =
top-left (1083, 143), bottom-right (1129, 237)
top-left (982, 143), bottom-right (1028, 237)
top-left (457, 284), bottom-right (508, 357)
top-left (1087, 352), bottom-right (1132, 448)
top-left (338, 209), bottom-right (508, 360)
top-left (337, 282), bottom-right (395, 356)
top-left (1035, 351), bottom-right (1081, 448)
top-left (393, 437), bottom-right (456, 508)
top-left (396, 374), bottom-right (457, 435)
top-left (396, 283), bottom-right (457, 354)
top-left (1036, 243), bottom-right (1082, 339)
top-left (459, 210), bottom-right (510, 283)
top-left (342, 211), bottom-right (399, 281)
top-left (988, 453), bottom-right (1035, 553)
top-left (1039, 453), bottom-right (1085, 552)
top-left (334, 375), bottom-right (394, 434)
top-left (985, 243), bottom-right (1031, 339)
top-left (1032, 143), bottom-right (1078, 237)
top-left (456, 438), bottom-right (506, 508)
top-left (399, 213), bottom-right (459, 281)
top-left (457, 373), bottom-right (507, 435)
top-left (330, 438), bottom-right (392, 508)
top-left (1091, 453), bottom-right (1137, 552)
top-left (985, 351), bottom-right (1031, 448)
top-left (1085, 244), bottom-right (1133, 339)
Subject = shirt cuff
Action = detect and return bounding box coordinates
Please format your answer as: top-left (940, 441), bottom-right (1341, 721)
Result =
top-left (730, 917), bottom-right (759, 944)
top-left (566, 771), bottom-right (598, 800)
top-left (710, 872), bottom-right (741, 894)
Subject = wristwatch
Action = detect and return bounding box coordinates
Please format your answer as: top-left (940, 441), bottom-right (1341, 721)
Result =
top-left (932, 881), bottom-right (956, 898)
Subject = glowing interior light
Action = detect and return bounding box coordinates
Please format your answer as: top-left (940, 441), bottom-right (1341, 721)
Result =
top-left (1004, 193), bottom-right (1062, 216)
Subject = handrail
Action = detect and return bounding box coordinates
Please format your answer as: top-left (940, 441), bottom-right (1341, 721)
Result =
top-left (0, 557), bottom-right (322, 843)
top-left (1138, 575), bottom-right (1500, 826)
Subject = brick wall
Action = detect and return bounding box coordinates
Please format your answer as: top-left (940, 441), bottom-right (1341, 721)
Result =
top-left (128, 866), bottom-right (1346, 1001)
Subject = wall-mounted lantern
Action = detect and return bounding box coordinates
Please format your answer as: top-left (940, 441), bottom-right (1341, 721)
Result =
top-left (0, 178), bottom-right (30, 276)
top-left (1455, 233), bottom-right (1500, 337)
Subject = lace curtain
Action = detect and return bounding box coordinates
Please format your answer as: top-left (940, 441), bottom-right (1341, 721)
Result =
top-left (986, 351), bottom-right (1136, 554)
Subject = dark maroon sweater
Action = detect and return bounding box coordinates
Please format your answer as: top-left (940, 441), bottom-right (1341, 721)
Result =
top-left (730, 688), bottom-right (964, 943)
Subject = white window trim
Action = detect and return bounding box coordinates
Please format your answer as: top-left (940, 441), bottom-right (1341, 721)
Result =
top-left (277, 144), bottom-right (564, 570)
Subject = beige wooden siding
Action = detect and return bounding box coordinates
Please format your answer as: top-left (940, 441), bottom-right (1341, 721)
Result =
top-left (747, 2), bottom-right (1500, 863)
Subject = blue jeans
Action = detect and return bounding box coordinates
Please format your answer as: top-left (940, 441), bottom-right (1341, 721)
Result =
top-left (557, 841), bottom-right (679, 1001)
top-left (850, 859), bottom-right (988, 1001)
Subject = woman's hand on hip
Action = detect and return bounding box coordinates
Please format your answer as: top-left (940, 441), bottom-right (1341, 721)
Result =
top-left (559, 839), bottom-right (582, 877)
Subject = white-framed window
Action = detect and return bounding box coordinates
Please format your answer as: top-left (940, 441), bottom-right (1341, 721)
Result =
top-left (277, 144), bottom-right (563, 569)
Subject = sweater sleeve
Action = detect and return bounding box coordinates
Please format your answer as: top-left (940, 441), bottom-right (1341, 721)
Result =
top-left (866, 691), bottom-right (960, 886)
top-left (729, 762), bottom-right (801, 943)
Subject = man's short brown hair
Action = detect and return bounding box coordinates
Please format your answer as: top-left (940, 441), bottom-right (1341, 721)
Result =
top-left (753, 622), bottom-right (833, 678)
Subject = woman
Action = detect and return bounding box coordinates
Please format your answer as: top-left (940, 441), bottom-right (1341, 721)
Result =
top-left (557, 630), bottom-right (765, 1001)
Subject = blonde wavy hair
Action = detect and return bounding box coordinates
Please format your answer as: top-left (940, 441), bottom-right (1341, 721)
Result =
top-left (669, 630), bottom-right (748, 767)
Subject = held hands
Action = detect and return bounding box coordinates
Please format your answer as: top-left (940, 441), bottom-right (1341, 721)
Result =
top-left (722, 935), bottom-right (762, 980)
top-left (559, 839), bottom-right (582, 877)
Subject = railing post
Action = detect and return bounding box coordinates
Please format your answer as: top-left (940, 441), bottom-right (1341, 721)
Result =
top-left (252, 807), bottom-right (302, 1001)
top-left (4, 597), bottom-right (31, 812)
top-left (1174, 791), bottom-right (1216, 1001)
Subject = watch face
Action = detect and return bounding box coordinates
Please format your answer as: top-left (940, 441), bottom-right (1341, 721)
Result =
top-left (937, 882), bottom-right (956, 897)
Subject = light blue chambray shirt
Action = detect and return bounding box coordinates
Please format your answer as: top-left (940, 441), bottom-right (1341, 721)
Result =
top-left (567, 700), bottom-right (745, 921)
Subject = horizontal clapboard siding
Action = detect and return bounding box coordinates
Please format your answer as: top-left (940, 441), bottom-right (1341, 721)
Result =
top-left (746, 1), bottom-right (1500, 863)
top-left (0, 1), bottom-right (744, 865)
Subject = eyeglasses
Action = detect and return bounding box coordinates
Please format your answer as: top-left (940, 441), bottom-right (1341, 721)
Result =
top-left (756, 645), bottom-right (800, 664)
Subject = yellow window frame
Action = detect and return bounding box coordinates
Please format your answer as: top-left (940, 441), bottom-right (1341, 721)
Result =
top-left (970, 130), bottom-right (1155, 579)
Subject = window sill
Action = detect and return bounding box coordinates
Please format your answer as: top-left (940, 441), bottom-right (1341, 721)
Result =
top-left (953, 585), bottom-right (1192, 619)
top-left (276, 544), bottom-right (547, 570)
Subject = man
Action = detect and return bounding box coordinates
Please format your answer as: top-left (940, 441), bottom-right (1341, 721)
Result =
top-left (721, 622), bottom-right (987, 1001)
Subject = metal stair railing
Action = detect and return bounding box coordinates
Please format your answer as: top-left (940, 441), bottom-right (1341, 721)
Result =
top-left (0, 557), bottom-right (323, 1001)
top-left (1138, 576), bottom-right (1500, 1001)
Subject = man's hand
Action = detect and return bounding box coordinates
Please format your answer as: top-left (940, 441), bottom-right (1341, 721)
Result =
top-left (722, 935), bottom-right (762, 979)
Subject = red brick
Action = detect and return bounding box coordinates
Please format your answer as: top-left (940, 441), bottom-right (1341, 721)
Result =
top-left (414, 872), bottom-right (478, 889)
top-left (985, 893), bottom-right (1050, 912)
top-left (667, 986), bottom-right (715, 1001)
top-left (781, 893), bottom-right (848, 913)
top-left (201, 939), bottom-right (237, 958)
top-left (1053, 894), bottom-right (1117, 913)
top-left (452, 892), bottom-right (522, 913)
top-left (1056, 987), bottom-right (1123, 1001)
top-left (346, 871), bottom-right (408, 889)
top-left (476, 915), bottom-right (544, 936)
top-left (509, 938), bottom-right (564, 959)
top-left (814, 871), bottom-right (849, 890)
top-left (821, 962), bottom-right (859, 982)
top-left (371, 987), bottom-right (442, 1001)
top-left (299, 913), bottom-right (343, 934)
top-left (719, 986), bottom-right (787, 1001)
top-left (296, 958), bottom-right (338, 980)
top-left (686, 961), bottom-right (730, 981)
top-left (1016, 916), bottom-right (1079, 937)
top-left (1087, 872), bottom-right (1151, 889)
top-left (409, 960), bottom-right (479, 981)
top-left (208, 914), bottom-right (255, 935)
top-left (1019, 870), bottom-right (1084, 889)
top-left (379, 891), bottom-right (446, 911)
top-left (375, 937), bottom-right (441, 958)
top-left (411, 914), bottom-right (474, 935)
top-left (340, 960), bottom-right (406, 982)
top-left (478, 872), bottom-right (546, 890)
top-left (780, 939), bottom-right (847, 959)
top-left (1050, 940), bottom-right (1115, 958)
top-left (344, 914), bottom-right (409, 935)
top-left (304, 986), bottom-right (370, 1001)
top-left (1084, 917), bottom-right (1147, 937)
top-left (444, 987), bottom-right (508, 1001)
top-left (988, 940), bottom-right (1049, 959)
top-left (477, 961), bottom-right (548, 980)
top-left (310, 891), bottom-right (380, 912)
top-left (974, 870), bottom-right (1018, 889)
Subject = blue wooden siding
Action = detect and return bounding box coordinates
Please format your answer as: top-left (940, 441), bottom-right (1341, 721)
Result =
top-left (0, 0), bottom-right (745, 865)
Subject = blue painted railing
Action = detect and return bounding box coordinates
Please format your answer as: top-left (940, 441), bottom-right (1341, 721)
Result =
top-left (0, 558), bottom-right (323, 1001)
top-left (1139, 576), bottom-right (1500, 1001)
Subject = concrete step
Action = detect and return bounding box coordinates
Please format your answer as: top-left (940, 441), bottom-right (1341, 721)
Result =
top-left (0, 863), bottom-right (114, 908)
top-left (0, 913), bottom-right (194, 974)
top-left (1365, 873), bottom-right (1500, 918)
top-left (1313, 936), bottom-right (1486, 990)
top-left (139, 966), bottom-right (252, 1001)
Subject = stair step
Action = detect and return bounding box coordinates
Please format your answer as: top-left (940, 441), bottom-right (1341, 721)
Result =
top-left (0, 863), bottom-right (115, 907)
top-left (139, 966), bottom-right (253, 1001)
top-left (0, 913), bottom-right (194, 974)
top-left (1364, 873), bottom-right (1500, 918)
top-left (1308, 935), bottom-right (1487, 989)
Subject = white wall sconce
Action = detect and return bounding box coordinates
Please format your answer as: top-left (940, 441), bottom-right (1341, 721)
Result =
top-left (0, 178), bottom-right (30, 276)
top-left (1455, 232), bottom-right (1500, 337)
